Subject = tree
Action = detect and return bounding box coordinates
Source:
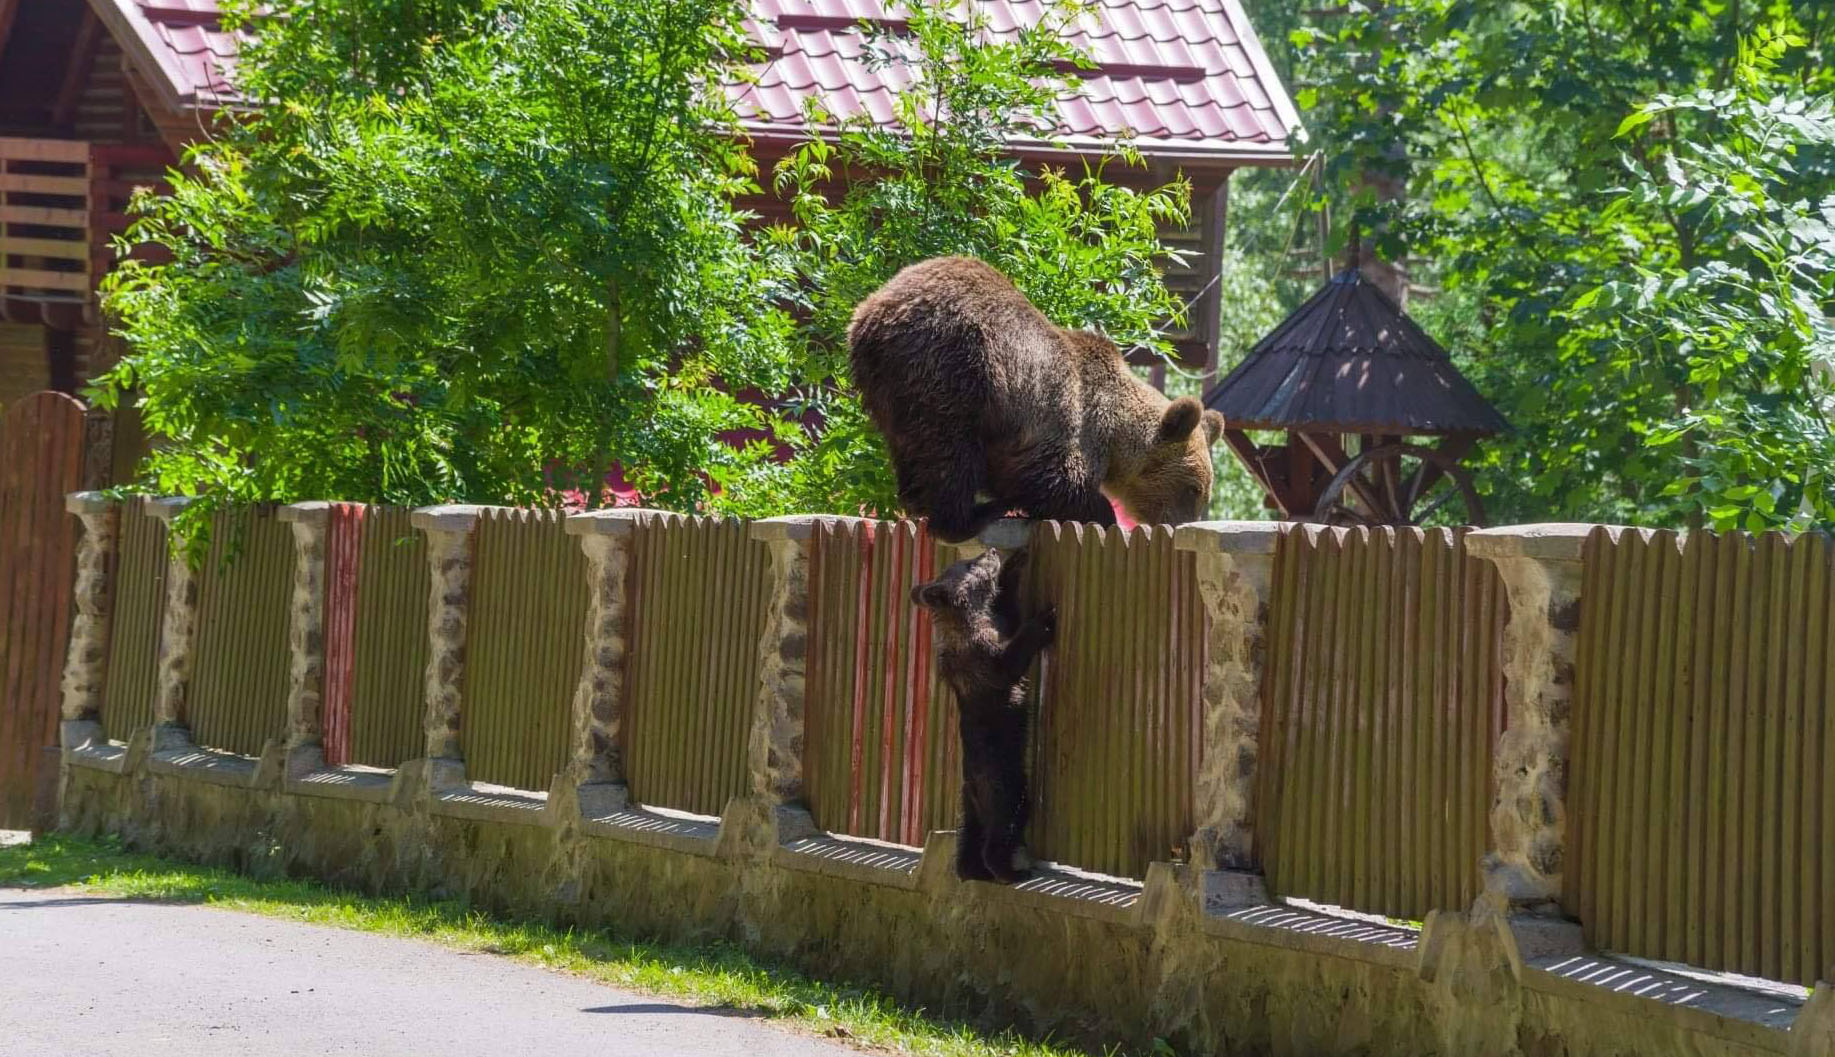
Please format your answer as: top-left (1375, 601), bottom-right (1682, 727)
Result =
top-left (100, 0), bottom-right (796, 527)
top-left (712, 0), bottom-right (1193, 518)
top-left (1562, 28), bottom-right (1835, 530)
top-left (1246, 0), bottom-right (1835, 529)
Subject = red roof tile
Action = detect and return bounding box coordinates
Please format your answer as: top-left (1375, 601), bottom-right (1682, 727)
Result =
top-left (93, 0), bottom-right (239, 112)
top-left (737, 0), bottom-right (1301, 161)
top-left (97, 0), bottom-right (1301, 163)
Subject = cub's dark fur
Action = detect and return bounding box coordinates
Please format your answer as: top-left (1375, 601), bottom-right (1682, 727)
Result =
top-left (849, 255), bottom-right (1225, 543)
top-left (911, 547), bottom-right (1055, 883)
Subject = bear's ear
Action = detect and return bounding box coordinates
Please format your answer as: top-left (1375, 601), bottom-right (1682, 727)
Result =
top-left (1157, 396), bottom-right (1204, 444)
top-left (1201, 409), bottom-right (1224, 445)
top-left (911, 582), bottom-right (951, 609)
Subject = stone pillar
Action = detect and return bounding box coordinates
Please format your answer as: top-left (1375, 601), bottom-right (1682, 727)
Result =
top-left (564, 508), bottom-right (659, 793)
top-left (1173, 521), bottom-right (1283, 882)
top-left (746, 517), bottom-right (820, 806)
top-left (1464, 524), bottom-right (1596, 914)
top-left (1791, 985), bottom-right (1835, 1057)
top-left (59, 492), bottom-right (119, 746)
top-left (146, 497), bottom-right (200, 748)
top-left (945, 518), bottom-right (1029, 561)
top-left (278, 502), bottom-right (331, 775)
top-left (412, 505), bottom-right (483, 772)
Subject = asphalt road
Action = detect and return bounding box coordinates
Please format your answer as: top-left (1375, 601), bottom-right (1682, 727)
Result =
top-left (0, 886), bottom-right (853, 1057)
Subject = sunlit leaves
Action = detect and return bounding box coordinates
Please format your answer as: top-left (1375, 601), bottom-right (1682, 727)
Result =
top-left (101, 0), bottom-right (797, 515)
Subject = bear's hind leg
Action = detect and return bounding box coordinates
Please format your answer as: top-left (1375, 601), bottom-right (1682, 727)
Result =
top-left (956, 783), bottom-right (995, 882)
top-left (912, 448), bottom-right (1002, 543)
top-left (979, 710), bottom-right (1034, 885)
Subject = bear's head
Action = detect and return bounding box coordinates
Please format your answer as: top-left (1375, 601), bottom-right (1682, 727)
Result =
top-left (910, 548), bottom-right (1003, 621)
top-left (1106, 396), bottom-right (1225, 527)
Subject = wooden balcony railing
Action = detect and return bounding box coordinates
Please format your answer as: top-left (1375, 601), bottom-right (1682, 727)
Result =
top-left (0, 137), bottom-right (93, 303)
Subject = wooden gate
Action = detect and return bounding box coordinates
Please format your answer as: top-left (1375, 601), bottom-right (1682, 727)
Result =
top-left (0, 391), bottom-right (90, 829)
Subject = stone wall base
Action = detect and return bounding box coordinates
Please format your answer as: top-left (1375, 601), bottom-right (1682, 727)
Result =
top-left (58, 758), bottom-right (1808, 1057)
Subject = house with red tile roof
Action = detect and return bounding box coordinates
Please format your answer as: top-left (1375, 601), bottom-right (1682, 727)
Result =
top-left (0, 0), bottom-right (1299, 460)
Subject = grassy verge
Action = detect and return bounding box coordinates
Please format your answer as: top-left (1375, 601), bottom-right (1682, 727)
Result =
top-left (0, 833), bottom-right (1107, 1057)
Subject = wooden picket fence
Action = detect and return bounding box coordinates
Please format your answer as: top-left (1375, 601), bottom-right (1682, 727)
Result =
top-left (185, 506), bottom-right (296, 757)
top-left (463, 507), bottom-right (586, 792)
top-left (322, 504), bottom-right (429, 769)
top-left (1257, 526), bottom-right (1506, 921)
top-left (99, 497), bottom-right (164, 743)
top-left (1570, 527), bottom-right (1834, 986)
top-left (59, 495), bottom-right (1835, 989)
top-left (623, 513), bottom-right (771, 816)
top-left (803, 519), bottom-right (960, 845)
top-left (1023, 521), bottom-right (1207, 880)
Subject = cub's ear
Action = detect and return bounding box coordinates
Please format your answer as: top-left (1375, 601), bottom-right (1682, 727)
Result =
top-left (1157, 396), bottom-right (1204, 444)
top-left (1201, 409), bottom-right (1224, 445)
top-left (910, 582), bottom-right (952, 609)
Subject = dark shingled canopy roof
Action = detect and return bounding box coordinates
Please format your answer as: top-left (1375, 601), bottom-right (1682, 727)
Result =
top-left (1202, 269), bottom-right (1509, 436)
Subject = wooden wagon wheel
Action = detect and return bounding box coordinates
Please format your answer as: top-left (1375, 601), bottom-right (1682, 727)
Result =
top-left (1311, 442), bottom-right (1486, 527)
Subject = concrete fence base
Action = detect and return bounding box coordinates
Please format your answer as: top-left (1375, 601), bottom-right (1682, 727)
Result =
top-left (57, 739), bottom-right (1819, 1057)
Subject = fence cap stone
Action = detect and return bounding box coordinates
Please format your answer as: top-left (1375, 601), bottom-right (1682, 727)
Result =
top-left (749, 515), bottom-right (872, 542)
top-left (278, 501), bottom-right (334, 525)
top-left (411, 504), bottom-right (488, 534)
top-left (975, 518), bottom-right (1032, 551)
top-left (1173, 520), bottom-right (1284, 556)
top-left (144, 496), bottom-right (195, 521)
top-left (1465, 523), bottom-right (1614, 564)
top-left (65, 490), bottom-right (114, 515)
top-left (565, 507), bottom-right (672, 536)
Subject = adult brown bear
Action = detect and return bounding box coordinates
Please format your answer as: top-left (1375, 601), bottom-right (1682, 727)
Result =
top-left (848, 256), bottom-right (1225, 542)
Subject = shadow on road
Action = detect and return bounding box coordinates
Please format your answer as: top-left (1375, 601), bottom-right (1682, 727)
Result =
top-left (0, 894), bottom-right (166, 911)
top-left (581, 1003), bottom-right (761, 1019)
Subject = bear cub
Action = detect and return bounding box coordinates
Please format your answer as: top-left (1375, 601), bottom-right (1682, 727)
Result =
top-left (911, 546), bottom-right (1054, 884)
top-left (849, 255), bottom-right (1226, 543)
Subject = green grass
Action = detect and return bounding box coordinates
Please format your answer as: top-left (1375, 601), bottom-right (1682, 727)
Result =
top-left (0, 833), bottom-right (1110, 1057)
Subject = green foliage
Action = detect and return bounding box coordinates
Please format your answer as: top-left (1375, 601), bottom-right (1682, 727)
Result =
top-left (1561, 29), bottom-right (1835, 530)
top-left (102, 0), bottom-right (1206, 525)
top-left (100, 0), bottom-right (796, 516)
top-left (1249, 0), bottom-right (1835, 529)
top-left (713, 0), bottom-right (1192, 517)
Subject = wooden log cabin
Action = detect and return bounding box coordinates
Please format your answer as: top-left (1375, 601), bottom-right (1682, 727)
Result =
top-left (0, 0), bottom-right (1299, 480)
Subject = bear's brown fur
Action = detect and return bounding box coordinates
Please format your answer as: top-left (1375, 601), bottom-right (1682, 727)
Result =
top-left (848, 255), bottom-right (1225, 542)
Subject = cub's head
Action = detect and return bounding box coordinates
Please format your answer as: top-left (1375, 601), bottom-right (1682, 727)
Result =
top-left (910, 548), bottom-right (1004, 620)
top-left (1107, 396), bottom-right (1225, 527)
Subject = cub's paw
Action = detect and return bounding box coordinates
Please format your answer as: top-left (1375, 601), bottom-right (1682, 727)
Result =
top-left (984, 846), bottom-right (1034, 886)
top-left (955, 859), bottom-right (996, 883)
